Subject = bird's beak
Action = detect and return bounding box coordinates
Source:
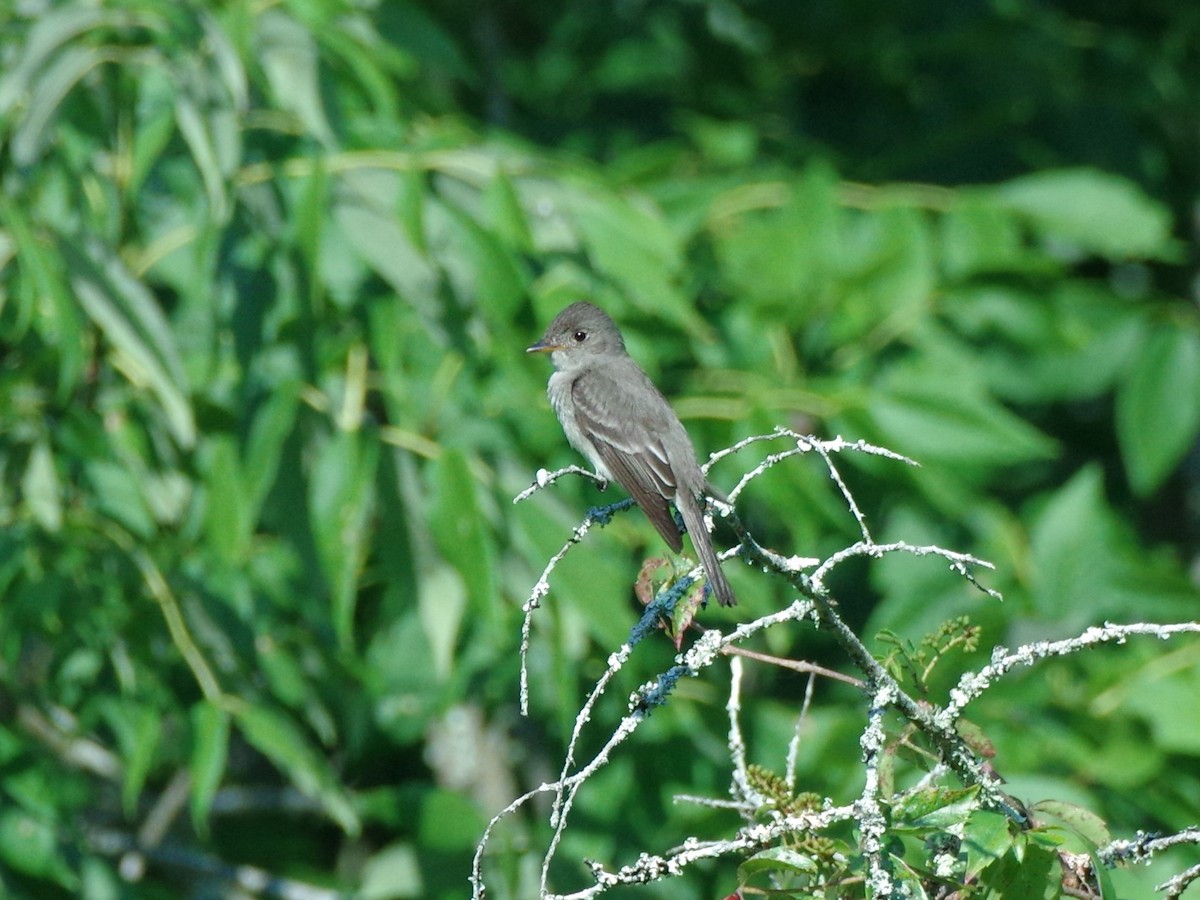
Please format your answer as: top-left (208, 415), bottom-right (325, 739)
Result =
top-left (526, 339), bottom-right (562, 354)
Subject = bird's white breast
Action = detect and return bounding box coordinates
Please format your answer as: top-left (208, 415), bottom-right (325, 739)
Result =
top-left (548, 370), bottom-right (614, 480)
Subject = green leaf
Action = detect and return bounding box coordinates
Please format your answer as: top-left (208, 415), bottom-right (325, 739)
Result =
top-left (1090, 852), bottom-right (1119, 898)
top-left (233, 702), bottom-right (360, 835)
top-left (868, 375), bottom-right (1057, 469)
top-left (63, 239), bottom-right (196, 448)
top-left (9, 45), bottom-right (103, 166)
top-left (334, 176), bottom-right (440, 322)
top-left (23, 440), bottom-right (63, 532)
top-left (418, 564), bottom-right (467, 681)
top-left (0, 809), bottom-right (71, 885)
top-left (258, 9), bottom-right (334, 145)
top-left (428, 449), bottom-right (496, 624)
top-left (711, 167), bottom-right (840, 316)
top-left (558, 184), bottom-right (698, 327)
top-left (128, 84), bottom-right (180, 201)
top-left (484, 168), bottom-right (534, 251)
top-left (367, 613), bottom-right (442, 744)
top-left (950, 284), bottom-right (1147, 405)
top-left (292, 155), bottom-right (329, 269)
top-left (1128, 667), bottom-right (1200, 755)
top-left (202, 436), bottom-right (250, 563)
top-left (996, 168), bottom-right (1176, 260)
top-left (173, 64), bottom-right (234, 223)
top-left (417, 789), bottom-right (484, 851)
top-left (0, 6), bottom-right (113, 117)
top-left (891, 785), bottom-right (979, 831)
top-left (939, 198), bottom-right (1025, 278)
top-left (397, 166), bottom-right (428, 255)
top-left (1116, 324), bottom-right (1200, 496)
top-left (1027, 466), bottom-right (1139, 626)
top-left (1030, 800), bottom-right (1111, 850)
top-left (738, 846), bottom-right (820, 879)
top-left (833, 205), bottom-right (935, 351)
top-left (432, 199), bottom-right (528, 322)
top-left (991, 834), bottom-right (1057, 898)
top-left (257, 634), bottom-right (313, 708)
top-left (189, 702), bottom-right (230, 837)
top-left (680, 113), bottom-right (759, 167)
top-left (98, 700), bottom-right (162, 817)
top-left (85, 459), bottom-right (156, 538)
top-left (962, 810), bottom-right (1015, 880)
top-left (359, 843), bottom-right (424, 900)
top-left (125, 714), bottom-right (162, 818)
top-left (243, 383), bottom-right (300, 521)
top-left (310, 427), bottom-right (379, 649)
top-left (0, 198), bottom-right (85, 386)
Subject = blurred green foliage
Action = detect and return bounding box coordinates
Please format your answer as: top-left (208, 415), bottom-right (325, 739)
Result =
top-left (0, 0), bottom-right (1197, 897)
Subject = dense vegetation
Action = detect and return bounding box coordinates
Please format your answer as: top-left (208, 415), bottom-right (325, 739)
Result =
top-left (1, 1), bottom-right (1197, 897)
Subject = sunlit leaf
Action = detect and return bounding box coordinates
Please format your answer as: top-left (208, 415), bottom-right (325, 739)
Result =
top-left (418, 564), bottom-right (467, 681)
top-left (9, 46), bottom-right (107, 165)
top-left (359, 843), bottom-right (424, 900)
top-left (63, 239), bottom-right (196, 447)
top-left (310, 427), bottom-right (379, 649)
top-left (962, 810), bottom-right (1015, 880)
top-left (1030, 799), bottom-right (1111, 849)
top-left (22, 440), bottom-right (63, 533)
top-left (258, 9), bottom-right (334, 145)
top-left (997, 169), bottom-right (1176, 260)
top-left (891, 785), bottom-right (979, 830)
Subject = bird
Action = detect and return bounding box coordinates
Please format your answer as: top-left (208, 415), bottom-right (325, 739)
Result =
top-left (527, 301), bottom-right (736, 607)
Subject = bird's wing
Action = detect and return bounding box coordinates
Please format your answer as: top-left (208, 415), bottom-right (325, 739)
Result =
top-left (570, 366), bottom-right (684, 552)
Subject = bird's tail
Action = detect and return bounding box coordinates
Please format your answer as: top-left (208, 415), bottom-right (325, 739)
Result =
top-left (677, 491), bottom-right (736, 607)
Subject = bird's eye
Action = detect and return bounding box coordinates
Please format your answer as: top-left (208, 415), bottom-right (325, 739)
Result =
top-left (572, 330), bottom-right (587, 342)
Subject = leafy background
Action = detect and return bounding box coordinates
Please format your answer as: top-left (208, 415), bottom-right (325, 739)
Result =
top-left (0, 0), bottom-right (1198, 897)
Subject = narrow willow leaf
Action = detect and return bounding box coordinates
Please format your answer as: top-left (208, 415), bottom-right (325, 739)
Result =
top-left (62, 239), bottom-right (196, 447)
top-left (202, 436), bottom-right (249, 564)
top-left (484, 168), bottom-right (534, 251)
top-left (234, 702), bottom-right (360, 835)
top-left (123, 709), bottom-right (162, 816)
top-left (0, 179), bottom-right (88, 393)
top-left (10, 45), bottom-right (105, 166)
top-left (189, 702), bottom-right (230, 838)
top-left (418, 564), bottom-right (467, 681)
top-left (334, 190), bottom-right (440, 328)
top-left (258, 9), bottom-right (334, 145)
top-left (22, 440), bottom-right (63, 533)
top-left (244, 384), bottom-right (300, 520)
top-left (310, 428), bottom-right (379, 649)
top-left (0, 5), bottom-right (113, 117)
top-left (429, 449), bottom-right (496, 625)
top-left (173, 80), bottom-right (231, 223)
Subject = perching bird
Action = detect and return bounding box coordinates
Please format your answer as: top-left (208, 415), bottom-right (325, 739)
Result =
top-left (527, 302), bottom-right (736, 607)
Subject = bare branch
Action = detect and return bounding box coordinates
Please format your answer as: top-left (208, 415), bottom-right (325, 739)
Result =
top-left (491, 430), bottom-right (1198, 899)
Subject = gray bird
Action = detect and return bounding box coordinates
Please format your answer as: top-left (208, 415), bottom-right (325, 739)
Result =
top-left (527, 301), bottom-right (736, 607)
